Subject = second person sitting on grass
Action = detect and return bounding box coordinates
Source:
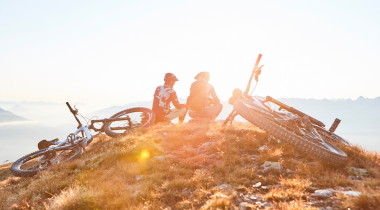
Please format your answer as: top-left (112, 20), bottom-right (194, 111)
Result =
top-left (187, 72), bottom-right (223, 121)
top-left (152, 73), bottom-right (187, 124)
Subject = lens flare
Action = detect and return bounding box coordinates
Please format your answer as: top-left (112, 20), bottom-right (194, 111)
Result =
top-left (140, 150), bottom-right (150, 160)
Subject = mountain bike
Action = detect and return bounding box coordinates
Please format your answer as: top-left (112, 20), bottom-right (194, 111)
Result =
top-left (11, 102), bottom-right (155, 177)
top-left (224, 54), bottom-right (349, 166)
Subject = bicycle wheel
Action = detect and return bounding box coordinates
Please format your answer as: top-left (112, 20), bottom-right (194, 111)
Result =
top-left (234, 99), bottom-right (347, 166)
top-left (104, 107), bottom-right (155, 137)
top-left (11, 146), bottom-right (83, 177)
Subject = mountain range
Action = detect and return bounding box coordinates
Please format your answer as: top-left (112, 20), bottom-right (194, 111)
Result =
top-left (0, 108), bottom-right (67, 163)
top-left (0, 108), bottom-right (28, 123)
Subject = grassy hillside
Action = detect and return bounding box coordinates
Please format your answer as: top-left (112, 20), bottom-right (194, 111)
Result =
top-left (0, 122), bottom-right (379, 209)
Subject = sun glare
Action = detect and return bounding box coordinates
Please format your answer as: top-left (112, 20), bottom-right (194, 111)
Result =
top-left (140, 150), bottom-right (150, 160)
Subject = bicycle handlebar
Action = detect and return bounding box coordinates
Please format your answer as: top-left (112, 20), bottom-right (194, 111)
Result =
top-left (66, 102), bottom-right (82, 128)
top-left (66, 102), bottom-right (75, 113)
top-left (244, 54), bottom-right (262, 96)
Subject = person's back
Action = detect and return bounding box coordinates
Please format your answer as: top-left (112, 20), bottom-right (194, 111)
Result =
top-left (187, 80), bottom-right (208, 111)
top-left (152, 85), bottom-right (176, 119)
top-left (152, 73), bottom-right (187, 123)
top-left (187, 72), bottom-right (222, 120)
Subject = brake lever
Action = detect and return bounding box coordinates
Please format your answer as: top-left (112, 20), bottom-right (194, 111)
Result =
top-left (254, 65), bottom-right (264, 82)
top-left (72, 105), bottom-right (79, 115)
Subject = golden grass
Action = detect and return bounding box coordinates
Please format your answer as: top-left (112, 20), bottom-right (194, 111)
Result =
top-left (279, 176), bottom-right (311, 190)
top-left (0, 162), bottom-right (13, 181)
top-left (264, 187), bottom-right (307, 202)
top-left (339, 189), bottom-right (380, 210)
top-left (258, 147), bottom-right (283, 164)
top-left (0, 121), bottom-right (379, 209)
top-left (200, 192), bottom-right (235, 209)
top-left (268, 199), bottom-right (319, 210)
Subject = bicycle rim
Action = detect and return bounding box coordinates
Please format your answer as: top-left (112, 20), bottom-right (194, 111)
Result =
top-left (11, 146), bottom-right (83, 177)
top-left (104, 107), bottom-right (155, 137)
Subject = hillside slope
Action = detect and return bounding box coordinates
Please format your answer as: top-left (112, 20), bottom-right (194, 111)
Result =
top-left (0, 122), bottom-right (379, 209)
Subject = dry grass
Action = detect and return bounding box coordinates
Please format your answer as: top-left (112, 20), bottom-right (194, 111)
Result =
top-left (0, 122), bottom-right (265, 209)
top-left (264, 187), bottom-right (307, 202)
top-left (268, 199), bottom-right (318, 210)
top-left (0, 162), bottom-right (13, 181)
top-left (263, 176), bottom-right (312, 203)
top-left (200, 192), bottom-right (236, 209)
top-left (0, 121), bottom-right (379, 209)
top-left (339, 189), bottom-right (380, 210)
top-left (279, 176), bottom-right (311, 190)
top-left (258, 147), bottom-right (283, 164)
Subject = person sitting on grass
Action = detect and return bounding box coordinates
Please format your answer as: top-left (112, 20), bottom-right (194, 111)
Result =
top-left (152, 73), bottom-right (187, 124)
top-left (187, 72), bottom-right (223, 121)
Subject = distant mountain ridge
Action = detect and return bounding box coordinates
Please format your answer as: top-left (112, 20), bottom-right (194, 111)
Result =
top-left (0, 108), bottom-right (68, 162)
top-left (0, 108), bottom-right (28, 123)
top-left (277, 97), bottom-right (380, 135)
top-left (0, 101), bottom-right (85, 110)
top-left (85, 100), bottom-right (154, 119)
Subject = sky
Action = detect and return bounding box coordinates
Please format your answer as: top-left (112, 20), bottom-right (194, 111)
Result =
top-left (1, 0), bottom-right (379, 107)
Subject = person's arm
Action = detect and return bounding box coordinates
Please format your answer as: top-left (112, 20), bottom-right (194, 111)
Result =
top-left (209, 84), bottom-right (220, 104)
top-left (170, 90), bottom-right (185, 109)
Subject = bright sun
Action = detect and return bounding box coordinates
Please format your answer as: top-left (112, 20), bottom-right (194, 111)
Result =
top-left (140, 150), bottom-right (150, 160)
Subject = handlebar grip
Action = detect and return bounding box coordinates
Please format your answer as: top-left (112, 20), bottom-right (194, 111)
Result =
top-left (66, 102), bottom-right (74, 113)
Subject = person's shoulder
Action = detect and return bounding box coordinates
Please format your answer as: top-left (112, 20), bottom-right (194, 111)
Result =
top-left (169, 87), bottom-right (176, 94)
top-left (155, 85), bottom-right (163, 91)
top-left (161, 85), bottom-right (175, 93)
top-left (207, 83), bottom-right (214, 89)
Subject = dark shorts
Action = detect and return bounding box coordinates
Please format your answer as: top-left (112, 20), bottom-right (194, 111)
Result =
top-left (188, 103), bottom-right (223, 119)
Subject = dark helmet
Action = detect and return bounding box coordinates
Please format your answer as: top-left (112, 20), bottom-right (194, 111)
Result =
top-left (194, 72), bottom-right (210, 80)
top-left (232, 88), bottom-right (243, 97)
top-left (164, 73), bottom-right (179, 82)
top-left (228, 88), bottom-right (243, 105)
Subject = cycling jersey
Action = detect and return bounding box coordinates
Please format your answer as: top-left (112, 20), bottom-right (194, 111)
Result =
top-left (187, 80), bottom-right (220, 111)
top-left (152, 85), bottom-right (183, 120)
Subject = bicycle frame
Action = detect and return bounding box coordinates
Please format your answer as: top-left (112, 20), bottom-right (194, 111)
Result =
top-left (44, 125), bottom-right (93, 152)
top-left (90, 117), bottom-right (132, 132)
top-left (224, 54), bottom-right (350, 146)
top-left (41, 102), bottom-right (133, 152)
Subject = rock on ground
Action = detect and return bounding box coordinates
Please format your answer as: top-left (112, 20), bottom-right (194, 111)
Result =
top-left (213, 184), bottom-right (232, 191)
top-left (259, 161), bottom-right (282, 173)
top-left (311, 190), bottom-right (334, 198)
top-left (252, 182), bottom-right (261, 188)
top-left (239, 202), bottom-right (254, 210)
top-left (346, 167), bottom-right (367, 176)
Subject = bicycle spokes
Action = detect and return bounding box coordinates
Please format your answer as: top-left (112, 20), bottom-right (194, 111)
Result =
top-left (108, 111), bottom-right (147, 134)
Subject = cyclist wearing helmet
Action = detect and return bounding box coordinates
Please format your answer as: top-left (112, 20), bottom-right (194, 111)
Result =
top-left (152, 73), bottom-right (187, 123)
top-left (187, 72), bottom-right (223, 120)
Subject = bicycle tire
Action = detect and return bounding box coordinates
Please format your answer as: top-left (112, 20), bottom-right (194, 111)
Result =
top-left (234, 99), bottom-right (347, 166)
top-left (11, 146), bottom-right (83, 177)
top-left (104, 107), bottom-right (155, 137)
